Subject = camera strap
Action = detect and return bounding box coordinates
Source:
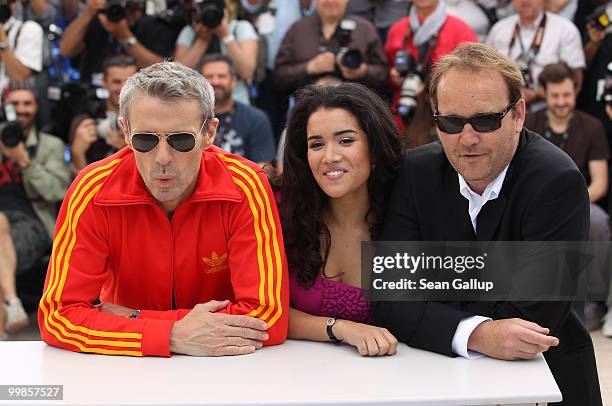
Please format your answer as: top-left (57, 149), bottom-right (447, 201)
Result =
top-left (508, 13), bottom-right (547, 77)
top-left (5, 19), bottom-right (24, 50)
top-left (473, 1), bottom-right (498, 27)
top-left (400, 27), bottom-right (438, 77)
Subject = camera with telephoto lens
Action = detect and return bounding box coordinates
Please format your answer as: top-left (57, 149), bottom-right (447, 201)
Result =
top-left (397, 74), bottom-right (422, 125)
top-left (194, 0), bottom-right (225, 29)
top-left (588, 2), bottom-right (612, 32)
top-left (335, 19), bottom-right (363, 70)
top-left (96, 111), bottom-right (120, 142)
top-left (394, 51), bottom-right (421, 124)
top-left (103, 0), bottom-right (128, 22)
top-left (77, 87), bottom-right (121, 146)
top-left (0, 0), bottom-right (11, 24)
top-left (0, 103), bottom-right (25, 148)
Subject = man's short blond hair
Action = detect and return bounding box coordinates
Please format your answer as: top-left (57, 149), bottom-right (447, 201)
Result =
top-left (429, 43), bottom-right (524, 111)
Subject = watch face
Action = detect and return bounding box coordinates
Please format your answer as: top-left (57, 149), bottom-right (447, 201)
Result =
top-left (326, 317), bottom-right (335, 327)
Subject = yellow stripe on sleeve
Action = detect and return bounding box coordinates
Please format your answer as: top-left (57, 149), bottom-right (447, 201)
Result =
top-left (40, 159), bottom-right (145, 354)
top-left (227, 166), bottom-right (276, 321)
top-left (229, 176), bottom-right (269, 319)
top-left (220, 155), bottom-right (284, 327)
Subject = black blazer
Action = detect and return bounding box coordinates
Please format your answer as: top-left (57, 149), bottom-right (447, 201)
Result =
top-left (373, 129), bottom-right (602, 405)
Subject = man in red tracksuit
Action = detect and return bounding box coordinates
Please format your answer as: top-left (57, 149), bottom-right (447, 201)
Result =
top-left (38, 61), bottom-right (288, 357)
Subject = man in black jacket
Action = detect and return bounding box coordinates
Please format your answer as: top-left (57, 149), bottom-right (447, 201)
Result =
top-left (373, 42), bottom-right (602, 405)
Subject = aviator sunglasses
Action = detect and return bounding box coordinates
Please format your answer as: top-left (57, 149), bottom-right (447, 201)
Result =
top-left (127, 118), bottom-right (209, 153)
top-left (433, 102), bottom-right (516, 134)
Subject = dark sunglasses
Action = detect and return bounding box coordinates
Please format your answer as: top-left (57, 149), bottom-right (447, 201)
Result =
top-left (128, 119), bottom-right (208, 153)
top-left (433, 103), bottom-right (516, 134)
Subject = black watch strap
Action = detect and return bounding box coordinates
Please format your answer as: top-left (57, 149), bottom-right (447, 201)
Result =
top-left (326, 317), bottom-right (342, 344)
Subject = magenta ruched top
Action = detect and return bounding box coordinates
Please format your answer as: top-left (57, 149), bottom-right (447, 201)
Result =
top-left (290, 270), bottom-right (372, 323)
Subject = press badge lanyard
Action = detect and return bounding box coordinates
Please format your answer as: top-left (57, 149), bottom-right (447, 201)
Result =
top-left (508, 14), bottom-right (547, 84)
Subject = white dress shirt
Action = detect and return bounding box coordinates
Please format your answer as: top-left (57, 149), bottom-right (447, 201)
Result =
top-left (450, 165), bottom-right (509, 358)
top-left (485, 11), bottom-right (585, 91)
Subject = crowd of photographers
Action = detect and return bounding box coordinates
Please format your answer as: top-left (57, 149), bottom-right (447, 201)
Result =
top-left (0, 0), bottom-right (611, 340)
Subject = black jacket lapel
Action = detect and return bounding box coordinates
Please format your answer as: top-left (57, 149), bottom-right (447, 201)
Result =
top-left (475, 129), bottom-right (530, 240)
top-left (438, 160), bottom-right (476, 241)
top-left (476, 195), bottom-right (507, 240)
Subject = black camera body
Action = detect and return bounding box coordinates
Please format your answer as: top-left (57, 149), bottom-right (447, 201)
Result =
top-left (335, 19), bottom-right (363, 70)
top-left (395, 50), bottom-right (415, 77)
top-left (104, 0), bottom-right (128, 22)
top-left (194, 0), bottom-right (225, 29)
top-left (156, 2), bottom-right (190, 28)
top-left (0, 103), bottom-right (25, 148)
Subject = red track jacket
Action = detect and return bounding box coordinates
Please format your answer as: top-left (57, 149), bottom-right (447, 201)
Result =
top-left (38, 146), bottom-right (288, 356)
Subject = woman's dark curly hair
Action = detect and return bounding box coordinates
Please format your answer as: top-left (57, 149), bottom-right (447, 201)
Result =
top-left (281, 83), bottom-right (401, 288)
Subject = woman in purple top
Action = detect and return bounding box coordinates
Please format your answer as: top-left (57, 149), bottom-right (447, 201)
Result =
top-left (281, 83), bottom-right (402, 356)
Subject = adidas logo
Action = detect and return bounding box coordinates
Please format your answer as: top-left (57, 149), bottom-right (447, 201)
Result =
top-left (202, 251), bottom-right (229, 273)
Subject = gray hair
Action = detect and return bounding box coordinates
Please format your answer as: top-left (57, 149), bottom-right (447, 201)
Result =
top-left (119, 61), bottom-right (215, 123)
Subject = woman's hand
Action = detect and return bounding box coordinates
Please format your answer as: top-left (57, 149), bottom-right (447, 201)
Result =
top-left (333, 320), bottom-right (398, 356)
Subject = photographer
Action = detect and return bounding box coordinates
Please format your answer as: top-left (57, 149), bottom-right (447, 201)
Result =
top-left (385, 0), bottom-right (476, 129)
top-left (585, 5), bottom-right (609, 68)
top-left (174, 0), bottom-right (258, 105)
top-left (201, 54), bottom-right (275, 164)
top-left (578, 1), bottom-right (612, 155)
top-left (486, 0), bottom-right (585, 110)
top-left (59, 0), bottom-right (181, 86)
top-left (240, 0), bottom-right (317, 139)
top-left (0, 0), bottom-right (43, 96)
top-left (0, 85), bottom-right (69, 339)
top-left (69, 54), bottom-right (134, 172)
top-left (274, 0), bottom-right (388, 95)
top-left (524, 63), bottom-right (610, 333)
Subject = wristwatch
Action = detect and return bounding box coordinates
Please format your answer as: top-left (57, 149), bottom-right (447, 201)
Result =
top-left (0, 41), bottom-right (8, 52)
top-left (222, 34), bottom-right (236, 46)
top-left (326, 317), bottom-right (342, 344)
top-left (129, 309), bottom-right (141, 319)
top-left (122, 36), bottom-right (138, 50)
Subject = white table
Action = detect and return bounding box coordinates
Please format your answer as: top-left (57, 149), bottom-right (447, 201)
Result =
top-left (0, 340), bottom-right (561, 406)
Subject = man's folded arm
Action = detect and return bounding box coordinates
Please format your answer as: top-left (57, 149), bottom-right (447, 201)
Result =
top-left (462, 168), bottom-right (589, 333)
top-left (38, 162), bottom-right (175, 357)
top-left (373, 301), bottom-right (474, 356)
top-left (214, 159), bottom-right (289, 346)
